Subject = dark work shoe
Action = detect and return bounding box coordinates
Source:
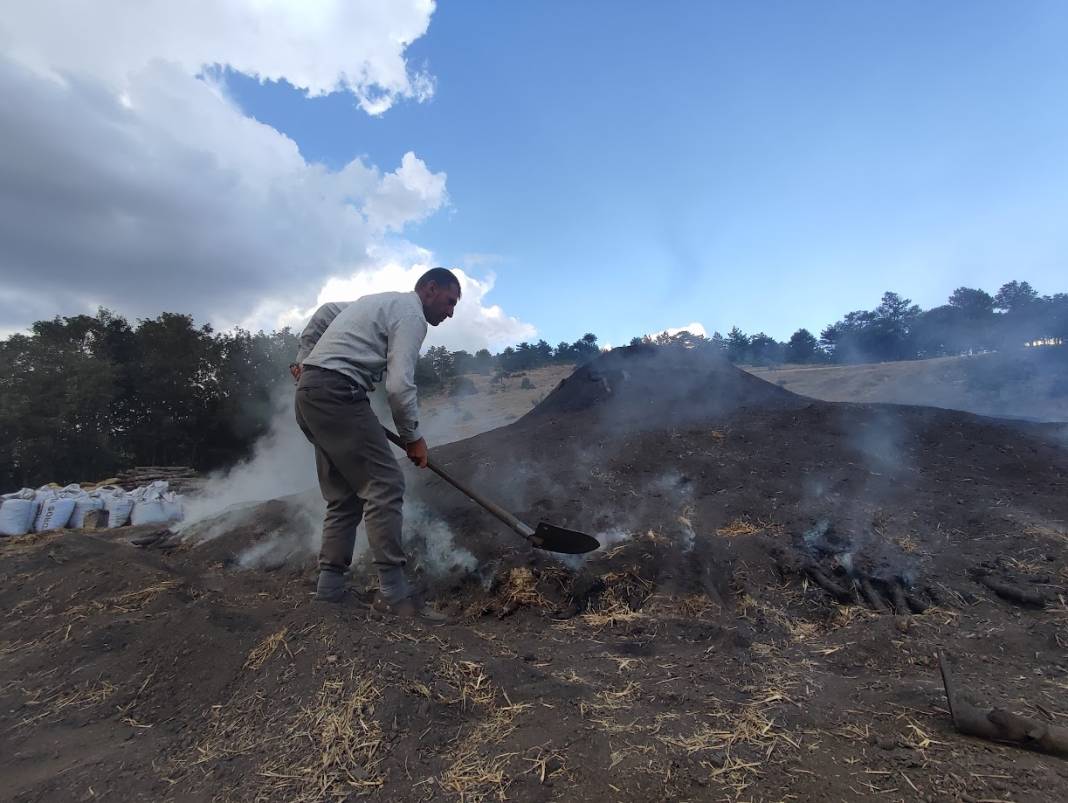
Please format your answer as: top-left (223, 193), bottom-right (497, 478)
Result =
top-left (313, 569), bottom-right (347, 603)
top-left (372, 594), bottom-right (452, 624)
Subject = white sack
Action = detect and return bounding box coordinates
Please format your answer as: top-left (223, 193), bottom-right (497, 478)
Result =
top-left (130, 492), bottom-right (183, 526)
top-left (97, 486), bottom-right (134, 528)
top-left (33, 497), bottom-right (75, 532)
top-left (0, 498), bottom-right (36, 536)
top-left (69, 495), bottom-right (105, 528)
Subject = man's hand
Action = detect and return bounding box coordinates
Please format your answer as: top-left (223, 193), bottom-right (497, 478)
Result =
top-left (406, 437), bottom-right (428, 468)
top-left (289, 363), bottom-right (302, 382)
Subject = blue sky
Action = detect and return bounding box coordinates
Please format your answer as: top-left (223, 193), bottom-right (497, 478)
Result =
top-left (4, 2), bottom-right (1064, 346)
top-left (220, 1), bottom-right (1068, 346)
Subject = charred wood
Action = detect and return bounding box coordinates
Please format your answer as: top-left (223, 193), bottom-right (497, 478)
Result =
top-left (805, 567), bottom-right (853, 603)
top-left (974, 573), bottom-right (1048, 608)
top-left (858, 578), bottom-right (890, 614)
top-left (938, 652), bottom-right (1068, 758)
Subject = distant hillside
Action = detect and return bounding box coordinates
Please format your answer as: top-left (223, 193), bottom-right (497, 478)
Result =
top-left (747, 347), bottom-right (1068, 422)
top-left (418, 363), bottom-right (576, 445)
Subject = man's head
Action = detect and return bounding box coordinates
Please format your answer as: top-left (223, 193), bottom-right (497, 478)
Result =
top-left (415, 267), bottom-right (461, 326)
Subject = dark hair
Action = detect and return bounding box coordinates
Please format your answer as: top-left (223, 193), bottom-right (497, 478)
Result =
top-left (415, 267), bottom-right (461, 293)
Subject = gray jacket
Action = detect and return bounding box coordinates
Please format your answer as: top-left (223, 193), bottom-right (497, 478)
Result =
top-left (294, 302), bottom-right (349, 364)
top-left (301, 292), bottom-right (427, 442)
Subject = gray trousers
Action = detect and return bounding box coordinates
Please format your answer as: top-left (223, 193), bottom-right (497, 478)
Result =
top-left (294, 366), bottom-right (407, 576)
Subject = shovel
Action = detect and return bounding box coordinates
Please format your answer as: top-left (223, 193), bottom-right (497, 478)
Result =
top-left (383, 428), bottom-right (600, 554)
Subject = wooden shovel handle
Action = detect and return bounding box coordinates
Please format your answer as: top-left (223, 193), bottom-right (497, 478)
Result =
top-left (382, 427), bottom-right (535, 539)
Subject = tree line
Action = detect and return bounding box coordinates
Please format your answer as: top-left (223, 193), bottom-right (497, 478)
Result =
top-left (0, 311), bottom-right (299, 490)
top-left (0, 312), bottom-right (607, 488)
top-left (1, 279), bottom-right (1064, 487)
top-left (634, 281), bottom-right (1066, 367)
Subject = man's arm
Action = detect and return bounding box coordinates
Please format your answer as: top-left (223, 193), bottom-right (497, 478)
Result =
top-left (384, 314), bottom-right (426, 451)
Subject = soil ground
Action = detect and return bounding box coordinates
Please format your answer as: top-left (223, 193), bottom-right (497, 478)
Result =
top-left (2, 345), bottom-right (1068, 802)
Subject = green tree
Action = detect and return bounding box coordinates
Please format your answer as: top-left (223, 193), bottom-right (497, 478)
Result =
top-left (948, 287), bottom-right (995, 318)
top-left (785, 328), bottom-right (818, 363)
top-left (994, 281), bottom-right (1038, 312)
top-left (725, 326), bottom-right (749, 362)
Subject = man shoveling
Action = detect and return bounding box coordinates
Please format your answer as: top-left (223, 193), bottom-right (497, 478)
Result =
top-left (293, 268), bottom-right (461, 620)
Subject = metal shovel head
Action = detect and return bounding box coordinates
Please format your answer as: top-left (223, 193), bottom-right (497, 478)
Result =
top-left (529, 522), bottom-right (601, 554)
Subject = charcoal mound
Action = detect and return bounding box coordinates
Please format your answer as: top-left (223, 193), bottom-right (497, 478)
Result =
top-left (522, 342), bottom-right (803, 429)
top-left (410, 345), bottom-right (1068, 618)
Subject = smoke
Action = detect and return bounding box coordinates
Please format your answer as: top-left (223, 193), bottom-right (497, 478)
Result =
top-left (177, 381), bottom-right (480, 581)
top-left (849, 407), bottom-right (911, 481)
top-left (794, 405), bottom-right (924, 587)
top-left (402, 497), bottom-right (478, 579)
top-left (178, 388), bottom-right (318, 531)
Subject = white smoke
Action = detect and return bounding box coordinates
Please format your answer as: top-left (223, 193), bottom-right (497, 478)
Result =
top-left (177, 389), bottom-right (317, 530)
top-left (178, 381), bottom-right (479, 580)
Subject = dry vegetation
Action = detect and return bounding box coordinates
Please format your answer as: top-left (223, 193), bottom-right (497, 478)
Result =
top-left (420, 364), bottom-right (576, 444)
top-left (746, 352), bottom-right (1068, 422)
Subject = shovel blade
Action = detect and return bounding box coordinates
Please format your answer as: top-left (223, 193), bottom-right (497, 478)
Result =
top-left (530, 522), bottom-right (600, 554)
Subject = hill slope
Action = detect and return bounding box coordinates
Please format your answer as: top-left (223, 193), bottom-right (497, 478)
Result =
top-left (748, 347), bottom-right (1068, 422)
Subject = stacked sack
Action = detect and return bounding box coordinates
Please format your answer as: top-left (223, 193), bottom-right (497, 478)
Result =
top-left (0, 489), bottom-right (37, 536)
top-left (95, 485), bottom-right (135, 528)
top-left (129, 481), bottom-right (184, 526)
top-left (0, 481), bottom-right (185, 536)
top-left (32, 484), bottom-right (79, 532)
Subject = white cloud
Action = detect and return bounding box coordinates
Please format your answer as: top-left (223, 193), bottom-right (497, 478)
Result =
top-left (0, 0), bottom-right (437, 114)
top-left (0, 55), bottom-right (447, 330)
top-left (0, 1), bottom-right (543, 344)
top-left (363, 152), bottom-right (449, 232)
top-left (276, 261), bottom-right (536, 353)
top-left (653, 322), bottom-right (708, 339)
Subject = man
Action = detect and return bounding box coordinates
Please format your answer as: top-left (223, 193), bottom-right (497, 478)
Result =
top-left (294, 268), bottom-right (461, 619)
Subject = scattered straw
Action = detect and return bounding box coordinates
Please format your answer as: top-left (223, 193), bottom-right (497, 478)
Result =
top-left (500, 567), bottom-right (549, 610)
top-left (258, 675), bottom-right (385, 800)
top-left (19, 680), bottom-right (117, 726)
top-left (438, 658), bottom-right (496, 707)
top-left (574, 570), bottom-right (654, 628)
top-left (895, 535), bottom-right (920, 554)
top-left (244, 627), bottom-right (290, 671)
top-left (67, 579), bottom-right (181, 616)
top-left (434, 659), bottom-right (532, 801)
top-left (717, 518), bottom-right (784, 538)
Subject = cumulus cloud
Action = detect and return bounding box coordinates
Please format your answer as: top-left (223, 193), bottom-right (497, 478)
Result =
top-left (653, 322), bottom-right (708, 339)
top-left (0, 0), bottom-right (436, 114)
top-left (278, 261), bottom-right (537, 353)
top-left (0, 1), bottom-right (538, 339)
top-left (0, 56), bottom-right (446, 331)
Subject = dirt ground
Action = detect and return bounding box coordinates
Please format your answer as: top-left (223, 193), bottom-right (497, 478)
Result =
top-left (747, 347), bottom-right (1068, 423)
top-left (2, 345), bottom-right (1068, 802)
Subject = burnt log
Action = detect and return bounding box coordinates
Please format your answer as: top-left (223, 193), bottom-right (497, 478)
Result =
top-left (938, 652), bottom-right (1068, 758)
top-left (974, 574), bottom-right (1048, 608)
top-left (904, 591), bottom-right (929, 614)
top-left (858, 578), bottom-right (890, 614)
top-left (805, 567), bottom-right (852, 603)
top-left (889, 583), bottom-right (910, 616)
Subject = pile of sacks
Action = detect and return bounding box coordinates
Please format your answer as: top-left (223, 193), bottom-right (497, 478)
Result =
top-left (0, 481), bottom-right (184, 537)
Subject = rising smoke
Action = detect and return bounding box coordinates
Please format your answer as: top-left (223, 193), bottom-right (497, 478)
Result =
top-left (177, 382), bottom-right (479, 578)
